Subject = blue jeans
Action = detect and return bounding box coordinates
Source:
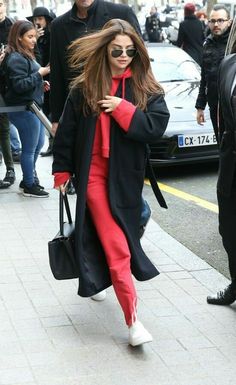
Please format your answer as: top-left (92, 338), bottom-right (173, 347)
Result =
top-left (10, 123), bottom-right (21, 153)
top-left (8, 111), bottom-right (45, 186)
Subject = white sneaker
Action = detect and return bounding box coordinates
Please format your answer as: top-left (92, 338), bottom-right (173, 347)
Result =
top-left (90, 290), bottom-right (106, 301)
top-left (128, 320), bottom-right (153, 347)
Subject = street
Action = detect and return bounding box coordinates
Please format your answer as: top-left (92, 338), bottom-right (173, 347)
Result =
top-left (144, 160), bottom-right (230, 279)
top-left (1, 156), bottom-right (236, 385)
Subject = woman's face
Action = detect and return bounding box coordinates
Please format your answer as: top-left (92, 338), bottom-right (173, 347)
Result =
top-left (33, 16), bottom-right (47, 29)
top-left (19, 29), bottom-right (37, 51)
top-left (107, 34), bottom-right (136, 76)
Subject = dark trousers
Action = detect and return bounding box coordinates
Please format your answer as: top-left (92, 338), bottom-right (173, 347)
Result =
top-left (0, 113), bottom-right (14, 170)
top-left (209, 105), bottom-right (219, 144)
top-left (217, 184), bottom-right (236, 281)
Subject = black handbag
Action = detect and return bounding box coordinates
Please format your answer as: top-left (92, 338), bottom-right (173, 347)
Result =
top-left (48, 192), bottom-right (79, 280)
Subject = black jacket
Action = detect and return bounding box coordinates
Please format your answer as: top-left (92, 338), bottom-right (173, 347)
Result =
top-left (50, 0), bottom-right (141, 122)
top-left (217, 54), bottom-right (236, 196)
top-left (4, 52), bottom-right (43, 107)
top-left (195, 28), bottom-right (230, 110)
top-left (52, 82), bottom-right (169, 297)
top-left (176, 15), bottom-right (204, 65)
top-left (0, 17), bottom-right (13, 46)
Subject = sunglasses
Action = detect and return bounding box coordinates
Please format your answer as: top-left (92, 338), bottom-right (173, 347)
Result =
top-left (111, 48), bottom-right (137, 58)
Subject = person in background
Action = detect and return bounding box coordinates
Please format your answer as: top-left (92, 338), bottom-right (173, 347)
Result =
top-left (0, 0), bottom-right (16, 189)
top-left (52, 19), bottom-right (169, 346)
top-left (207, 31), bottom-right (236, 306)
top-left (195, 5), bottom-right (232, 142)
top-left (27, 6), bottom-right (55, 157)
top-left (4, 20), bottom-right (50, 197)
top-left (176, 3), bottom-right (204, 66)
top-left (196, 10), bottom-right (209, 37)
top-left (145, 6), bottom-right (162, 43)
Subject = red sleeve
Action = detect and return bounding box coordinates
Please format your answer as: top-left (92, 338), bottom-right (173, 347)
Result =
top-left (53, 172), bottom-right (71, 188)
top-left (111, 99), bottom-right (136, 132)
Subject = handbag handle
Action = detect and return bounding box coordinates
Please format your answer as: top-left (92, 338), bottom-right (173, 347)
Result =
top-left (59, 191), bottom-right (73, 236)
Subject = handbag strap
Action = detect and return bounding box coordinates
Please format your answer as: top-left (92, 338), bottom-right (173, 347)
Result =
top-left (59, 192), bottom-right (73, 235)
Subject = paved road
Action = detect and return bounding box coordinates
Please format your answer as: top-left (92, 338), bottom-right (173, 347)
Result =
top-left (144, 161), bottom-right (229, 279)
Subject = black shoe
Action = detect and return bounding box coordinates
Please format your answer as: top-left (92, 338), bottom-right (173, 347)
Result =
top-left (3, 169), bottom-right (16, 185)
top-left (207, 284), bottom-right (236, 305)
top-left (0, 179), bottom-right (10, 189)
top-left (23, 184), bottom-right (49, 198)
top-left (66, 180), bottom-right (76, 195)
top-left (40, 146), bottom-right (52, 157)
top-left (19, 180), bottom-right (44, 192)
top-left (12, 152), bottom-right (21, 163)
top-left (33, 171), bottom-right (44, 189)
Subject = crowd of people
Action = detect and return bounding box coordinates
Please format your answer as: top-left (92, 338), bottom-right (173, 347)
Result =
top-left (0, 0), bottom-right (236, 345)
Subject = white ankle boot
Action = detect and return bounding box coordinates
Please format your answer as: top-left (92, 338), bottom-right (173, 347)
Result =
top-left (128, 320), bottom-right (153, 347)
top-left (90, 290), bottom-right (107, 301)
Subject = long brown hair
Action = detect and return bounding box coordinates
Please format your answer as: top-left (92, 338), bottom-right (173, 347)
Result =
top-left (68, 18), bottom-right (163, 114)
top-left (6, 20), bottom-right (36, 60)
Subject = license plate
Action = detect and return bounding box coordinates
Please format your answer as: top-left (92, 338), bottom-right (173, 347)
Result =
top-left (178, 133), bottom-right (217, 147)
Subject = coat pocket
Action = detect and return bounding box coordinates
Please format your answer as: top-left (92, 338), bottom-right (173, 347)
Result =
top-left (115, 169), bottom-right (143, 208)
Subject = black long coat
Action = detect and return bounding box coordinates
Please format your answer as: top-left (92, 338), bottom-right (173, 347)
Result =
top-left (52, 81), bottom-right (170, 297)
top-left (176, 15), bottom-right (204, 66)
top-left (217, 54), bottom-right (236, 197)
top-left (50, 0), bottom-right (141, 122)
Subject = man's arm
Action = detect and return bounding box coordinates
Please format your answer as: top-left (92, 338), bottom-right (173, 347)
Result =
top-left (195, 65), bottom-right (207, 111)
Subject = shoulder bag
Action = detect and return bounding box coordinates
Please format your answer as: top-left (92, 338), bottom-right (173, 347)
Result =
top-left (48, 191), bottom-right (79, 280)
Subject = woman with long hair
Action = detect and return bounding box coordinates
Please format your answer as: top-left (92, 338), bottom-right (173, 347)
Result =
top-left (4, 20), bottom-right (50, 197)
top-left (52, 19), bottom-right (169, 346)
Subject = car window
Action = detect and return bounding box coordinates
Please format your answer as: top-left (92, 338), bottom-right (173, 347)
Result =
top-left (148, 47), bottom-right (201, 82)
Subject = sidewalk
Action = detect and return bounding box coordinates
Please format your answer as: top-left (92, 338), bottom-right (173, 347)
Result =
top-left (0, 156), bottom-right (235, 385)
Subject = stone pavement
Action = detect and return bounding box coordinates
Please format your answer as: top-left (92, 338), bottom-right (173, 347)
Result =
top-left (0, 155), bottom-right (236, 385)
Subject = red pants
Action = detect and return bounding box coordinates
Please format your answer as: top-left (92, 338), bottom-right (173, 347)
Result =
top-left (86, 154), bottom-right (137, 326)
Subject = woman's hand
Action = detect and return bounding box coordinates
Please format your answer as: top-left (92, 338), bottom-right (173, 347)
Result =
top-left (38, 64), bottom-right (50, 78)
top-left (97, 95), bottom-right (122, 113)
top-left (43, 80), bottom-right (50, 92)
top-left (55, 180), bottom-right (70, 195)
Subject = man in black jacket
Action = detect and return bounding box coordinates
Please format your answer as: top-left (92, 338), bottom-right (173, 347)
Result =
top-left (50, 0), bottom-right (141, 136)
top-left (177, 3), bottom-right (204, 66)
top-left (207, 33), bottom-right (236, 306)
top-left (195, 5), bottom-right (231, 142)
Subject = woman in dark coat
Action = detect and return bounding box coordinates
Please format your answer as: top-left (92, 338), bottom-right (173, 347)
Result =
top-left (52, 19), bottom-right (169, 346)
